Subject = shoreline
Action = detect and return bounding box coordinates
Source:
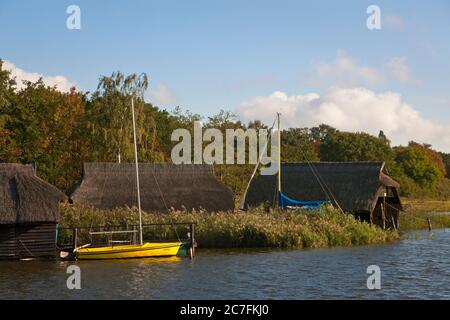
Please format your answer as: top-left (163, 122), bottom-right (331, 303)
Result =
top-left (400, 198), bottom-right (450, 231)
top-left (57, 198), bottom-right (450, 250)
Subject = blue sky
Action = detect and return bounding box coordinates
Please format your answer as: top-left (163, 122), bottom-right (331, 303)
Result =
top-left (1, 0), bottom-right (450, 150)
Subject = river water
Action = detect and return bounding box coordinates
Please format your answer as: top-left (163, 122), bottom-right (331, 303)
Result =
top-left (0, 229), bottom-right (448, 300)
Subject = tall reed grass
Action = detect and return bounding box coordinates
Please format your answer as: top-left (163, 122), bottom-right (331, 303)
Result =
top-left (400, 199), bottom-right (450, 231)
top-left (59, 205), bottom-right (398, 249)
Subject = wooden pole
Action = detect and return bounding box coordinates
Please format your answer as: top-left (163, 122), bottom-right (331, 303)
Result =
top-left (391, 216), bottom-right (397, 231)
top-left (427, 218), bottom-right (432, 232)
top-left (189, 223), bottom-right (195, 259)
top-left (381, 191), bottom-right (386, 230)
top-left (72, 228), bottom-right (78, 251)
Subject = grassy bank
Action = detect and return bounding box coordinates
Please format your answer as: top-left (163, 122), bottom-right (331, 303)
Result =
top-left (59, 205), bottom-right (398, 249)
top-left (400, 199), bottom-right (450, 231)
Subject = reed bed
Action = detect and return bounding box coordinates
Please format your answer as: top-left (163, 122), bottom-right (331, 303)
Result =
top-left (400, 198), bottom-right (450, 231)
top-left (399, 212), bottom-right (450, 231)
top-left (59, 205), bottom-right (398, 249)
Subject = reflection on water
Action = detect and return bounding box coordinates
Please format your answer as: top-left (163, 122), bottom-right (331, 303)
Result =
top-left (0, 229), bottom-right (449, 299)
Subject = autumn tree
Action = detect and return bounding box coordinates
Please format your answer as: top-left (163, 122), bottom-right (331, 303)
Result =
top-left (320, 131), bottom-right (394, 163)
top-left (0, 60), bottom-right (19, 161)
top-left (394, 146), bottom-right (442, 189)
top-left (439, 152), bottom-right (450, 179)
top-left (407, 141), bottom-right (446, 176)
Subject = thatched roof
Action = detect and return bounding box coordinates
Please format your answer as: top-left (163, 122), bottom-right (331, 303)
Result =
top-left (243, 162), bottom-right (401, 213)
top-left (70, 163), bottom-right (235, 212)
top-left (0, 164), bottom-right (66, 225)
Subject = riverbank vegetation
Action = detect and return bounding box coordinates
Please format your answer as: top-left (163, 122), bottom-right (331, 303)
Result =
top-left (399, 199), bottom-right (450, 231)
top-left (59, 205), bottom-right (398, 249)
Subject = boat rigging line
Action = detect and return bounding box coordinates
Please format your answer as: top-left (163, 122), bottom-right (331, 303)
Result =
top-left (131, 96), bottom-right (182, 243)
top-left (240, 112), bottom-right (344, 213)
top-left (239, 115), bottom-right (278, 210)
top-left (150, 165), bottom-right (182, 243)
top-left (297, 149), bottom-right (345, 214)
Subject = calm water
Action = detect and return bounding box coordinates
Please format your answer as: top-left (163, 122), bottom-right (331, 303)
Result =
top-left (0, 229), bottom-right (449, 300)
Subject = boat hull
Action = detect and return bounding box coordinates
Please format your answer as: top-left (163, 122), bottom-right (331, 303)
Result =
top-left (75, 242), bottom-right (183, 260)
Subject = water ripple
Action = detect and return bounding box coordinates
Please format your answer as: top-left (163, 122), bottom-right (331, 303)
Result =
top-left (0, 229), bottom-right (448, 299)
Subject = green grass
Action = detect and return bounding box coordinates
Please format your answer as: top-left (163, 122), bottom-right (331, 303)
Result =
top-left (402, 199), bottom-right (450, 213)
top-left (59, 205), bottom-right (398, 249)
top-left (399, 212), bottom-right (450, 231)
top-left (400, 198), bottom-right (450, 231)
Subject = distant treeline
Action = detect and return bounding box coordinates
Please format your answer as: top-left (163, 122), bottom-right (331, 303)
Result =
top-left (1, 62), bottom-right (449, 199)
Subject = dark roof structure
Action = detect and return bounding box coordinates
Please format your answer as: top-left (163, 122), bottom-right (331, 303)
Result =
top-left (70, 163), bottom-right (235, 212)
top-left (243, 162), bottom-right (401, 213)
top-left (0, 164), bottom-right (66, 225)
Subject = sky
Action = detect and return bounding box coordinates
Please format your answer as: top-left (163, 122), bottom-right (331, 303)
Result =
top-left (1, 0), bottom-right (450, 151)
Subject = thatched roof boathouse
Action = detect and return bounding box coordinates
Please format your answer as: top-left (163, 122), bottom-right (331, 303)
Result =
top-left (70, 163), bottom-right (235, 212)
top-left (0, 164), bottom-right (66, 260)
top-left (244, 162), bottom-right (402, 229)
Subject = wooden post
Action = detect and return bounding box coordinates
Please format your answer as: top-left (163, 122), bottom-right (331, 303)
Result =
top-left (381, 194), bottom-right (386, 230)
top-left (396, 211), bottom-right (400, 230)
top-left (72, 228), bottom-right (78, 251)
top-left (391, 216), bottom-right (397, 231)
top-left (427, 218), bottom-right (432, 232)
top-left (189, 223), bottom-right (195, 259)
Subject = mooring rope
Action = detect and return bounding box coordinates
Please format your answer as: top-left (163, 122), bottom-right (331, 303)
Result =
top-left (384, 201), bottom-right (402, 214)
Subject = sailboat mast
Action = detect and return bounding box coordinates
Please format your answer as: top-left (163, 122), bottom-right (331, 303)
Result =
top-left (131, 97), bottom-right (143, 245)
top-left (277, 113), bottom-right (281, 193)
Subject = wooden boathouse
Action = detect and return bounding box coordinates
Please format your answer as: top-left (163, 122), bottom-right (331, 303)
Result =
top-left (0, 164), bottom-right (66, 260)
top-left (69, 163), bottom-right (235, 212)
top-left (243, 162), bottom-right (402, 229)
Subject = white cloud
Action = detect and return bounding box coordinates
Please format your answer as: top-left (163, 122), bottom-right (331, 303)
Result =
top-left (236, 87), bottom-right (450, 152)
top-left (305, 50), bottom-right (384, 87)
top-left (383, 14), bottom-right (405, 30)
top-left (2, 60), bottom-right (77, 92)
top-left (385, 57), bottom-right (420, 84)
top-left (305, 51), bottom-right (421, 88)
top-left (149, 82), bottom-right (176, 106)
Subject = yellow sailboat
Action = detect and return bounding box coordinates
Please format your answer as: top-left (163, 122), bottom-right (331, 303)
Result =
top-left (74, 97), bottom-right (183, 260)
top-left (75, 242), bottom-right (182, 260)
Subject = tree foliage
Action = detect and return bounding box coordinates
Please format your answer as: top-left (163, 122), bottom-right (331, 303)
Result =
top-left (439, 152), bottom-right (450, 179)
top-left (1, 61), bottom-right (449, 199)
top-left (320, 131), bottom-right (393, 163)
top-left (394, 146), bottom-right (442, 189)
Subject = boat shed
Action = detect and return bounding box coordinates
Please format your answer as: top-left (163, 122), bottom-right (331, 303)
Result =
top-left (69, 163), bottom-right (235, 212)
top-left (243, 162), bottom-right (402, 229)
top-left (0, 164), bottom-right (66, 260)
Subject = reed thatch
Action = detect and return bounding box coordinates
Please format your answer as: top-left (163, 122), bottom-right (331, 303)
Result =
top-left (0, 164), bottom-right (66, 225)
top-left (243, 162), bottom-right (401, 214)
top-left (70, 163), bottom-right (235, 212)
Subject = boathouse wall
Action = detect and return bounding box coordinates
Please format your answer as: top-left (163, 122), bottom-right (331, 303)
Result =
top-left (243, 162), bottom-right (402, 230)
top-left (0, 223), bottom-right (57, 260)
top-left (0, 163), bottom-right (65, 260)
